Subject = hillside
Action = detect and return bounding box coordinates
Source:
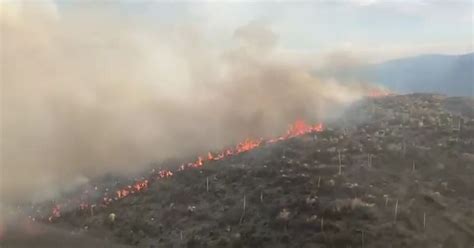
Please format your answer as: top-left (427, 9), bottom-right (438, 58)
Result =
top-left (2, 94), bottom-right (474, 248)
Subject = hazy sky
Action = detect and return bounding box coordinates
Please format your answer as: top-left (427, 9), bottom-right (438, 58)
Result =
top-left (63, 0), bottom-right (474, 62)
top-left (3, 0), bottom-right (472, 63)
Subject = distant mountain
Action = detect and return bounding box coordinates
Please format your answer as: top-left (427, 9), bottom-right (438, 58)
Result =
top-left (368, 53), bottom-right (474, 96)
top-left (320, 53), bottom-right (474, 96)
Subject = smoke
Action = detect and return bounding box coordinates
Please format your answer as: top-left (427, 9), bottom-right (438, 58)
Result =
top-left (1, 3), bottom-right (366, 203)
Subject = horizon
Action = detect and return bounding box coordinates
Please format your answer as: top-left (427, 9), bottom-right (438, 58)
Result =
top-left (1, 0), bottom-right (473, 64)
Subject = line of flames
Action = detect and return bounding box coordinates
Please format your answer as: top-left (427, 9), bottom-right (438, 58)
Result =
top-left (40, 120), bottom-right (323, 222)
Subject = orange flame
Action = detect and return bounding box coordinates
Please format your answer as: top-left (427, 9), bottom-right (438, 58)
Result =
top-left (368, 88), bottom-right (391, 98)
top-left (237, 138), bottom-right (262, 153)
top-left (45, 120), bottom-right (323, 222)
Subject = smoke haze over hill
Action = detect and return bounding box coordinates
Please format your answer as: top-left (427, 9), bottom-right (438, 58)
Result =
top-left (1, 3), bottom-right (368, 203)
top-left (318, 53), bottom-right (474, 96)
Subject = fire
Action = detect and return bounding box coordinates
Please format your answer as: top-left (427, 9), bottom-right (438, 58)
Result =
top-left (45, 120), bottom-right (323, 222)
top-left (236, 138), bottom-right (262, 153)
top-left (287, 120), bottom-right (323, 137)
top-left (158, 170), bottom-right (173, 178)
top-left (48, 205), bottom-right (61, 222)
top-left (368, 88), bottom-right (391, 98)
top-left (268, 121), bottom-right (323, 143)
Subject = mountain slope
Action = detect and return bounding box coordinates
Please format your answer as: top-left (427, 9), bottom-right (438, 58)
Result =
top-left (322, 53), bottom-right (474, 96)
top-left (6, 94), bottom-right (473, 248)
top-left (369, 53), bottom-right (473, 96)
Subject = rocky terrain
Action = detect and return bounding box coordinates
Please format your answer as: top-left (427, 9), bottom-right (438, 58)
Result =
top-left (2, 93), bottom-right (474, 248)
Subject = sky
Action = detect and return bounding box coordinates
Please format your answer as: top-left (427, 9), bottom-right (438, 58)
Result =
top-left (83, 0), bottom-right (473, 62)
top-left (2, 0), bottom-right (472, 63)
top-left (180, 0), bottom-right (473, 62)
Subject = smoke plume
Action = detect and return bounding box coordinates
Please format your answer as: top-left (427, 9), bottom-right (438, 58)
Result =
top-left (1, 3), bottom-right (366, 203)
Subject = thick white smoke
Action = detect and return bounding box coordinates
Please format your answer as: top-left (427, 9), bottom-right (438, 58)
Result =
top-left (1, 2), bottom-right (367, 203)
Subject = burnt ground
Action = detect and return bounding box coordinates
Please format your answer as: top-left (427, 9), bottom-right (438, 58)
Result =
top-left (2, 93), bottom-right (474, 248)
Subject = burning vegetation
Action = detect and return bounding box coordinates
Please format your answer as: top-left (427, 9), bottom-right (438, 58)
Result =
top-left (36, 120), bottom-right (324, 223)
top-left (1, 6), bottom-right (369, 206)
top-left (2, 94), bottom-right (473, 248)
top-left (2, 3), bottom-right (473, 248)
